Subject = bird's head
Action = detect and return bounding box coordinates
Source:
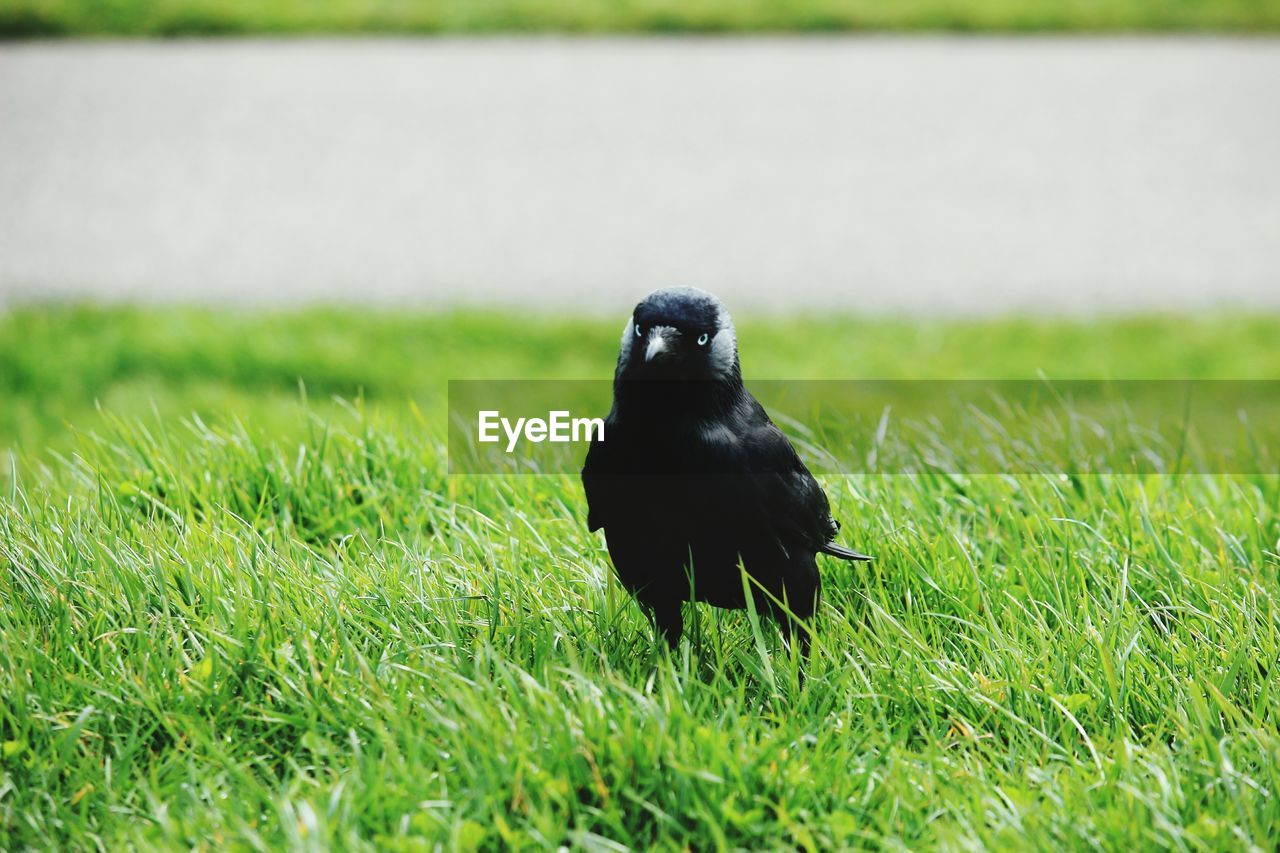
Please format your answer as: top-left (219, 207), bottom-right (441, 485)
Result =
top-left (616, 286), bottom-right (739, 382)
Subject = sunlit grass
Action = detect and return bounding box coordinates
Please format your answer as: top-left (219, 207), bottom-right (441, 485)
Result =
top-left (1, 306), bottom-right (1278, 848)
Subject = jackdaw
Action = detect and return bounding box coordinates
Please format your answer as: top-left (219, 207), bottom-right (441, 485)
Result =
top-left (582, 286), bottom-right (870, 662)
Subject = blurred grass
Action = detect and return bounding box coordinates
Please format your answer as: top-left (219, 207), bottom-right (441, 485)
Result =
top-left (3, 0), bottom-right (1280, 36)
top-left (5, 305), bottom-right (1280, 458)
top-left (2, 305), bottom-right (1279, 848)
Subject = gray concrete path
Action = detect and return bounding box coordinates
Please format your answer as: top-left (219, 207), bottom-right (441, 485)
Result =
top-left (1, 38), bottom-right (1277, 314)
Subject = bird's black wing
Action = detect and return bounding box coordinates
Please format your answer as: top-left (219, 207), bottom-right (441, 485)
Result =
top-left (581, 414), bottom-right (620, 533)
top-left (704, 398), bottom-right (870, 561)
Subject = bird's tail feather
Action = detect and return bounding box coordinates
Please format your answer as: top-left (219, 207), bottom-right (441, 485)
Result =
top-left (821, 543), bottom-right (873, 562)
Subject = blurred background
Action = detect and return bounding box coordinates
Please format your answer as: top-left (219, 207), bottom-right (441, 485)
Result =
top-left (1, 1), bottom-right (1278, 315)
top-left (2, 0), bottom-right (1280, 459)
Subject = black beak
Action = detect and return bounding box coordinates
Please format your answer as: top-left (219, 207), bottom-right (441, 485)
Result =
top-left (644, 328), bottom-right (678, 363)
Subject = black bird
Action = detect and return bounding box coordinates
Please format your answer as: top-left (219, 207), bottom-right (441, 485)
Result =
top-left (581, 287), bottom-right (870, 662)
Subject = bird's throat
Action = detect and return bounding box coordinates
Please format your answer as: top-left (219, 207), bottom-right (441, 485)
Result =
top-left (613, 375), bottom-right (744, 426)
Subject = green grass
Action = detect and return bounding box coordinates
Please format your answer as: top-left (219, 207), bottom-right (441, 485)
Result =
top-left (2, 305), bottom-right (1279, 849)
top-left (3, 0), bottom-right (1280, 37)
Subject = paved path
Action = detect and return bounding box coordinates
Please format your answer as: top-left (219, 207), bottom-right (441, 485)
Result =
top-left (1, 38), bottom-right (1277, 314)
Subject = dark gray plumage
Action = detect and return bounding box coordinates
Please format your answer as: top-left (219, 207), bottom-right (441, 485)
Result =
top-left (581, 287), bottom-right (870, 661)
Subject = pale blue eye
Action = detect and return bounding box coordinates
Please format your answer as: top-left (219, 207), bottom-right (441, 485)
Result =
top-left (635, 324), bottom-right (643, 338)
top-left (697, 333), bottom-right (709, 346)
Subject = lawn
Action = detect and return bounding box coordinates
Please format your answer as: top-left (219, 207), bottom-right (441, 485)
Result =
top-left (1, 305), bottom-right (1278, 848)
top-left (2, 0), bottom-right (1279, 37)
